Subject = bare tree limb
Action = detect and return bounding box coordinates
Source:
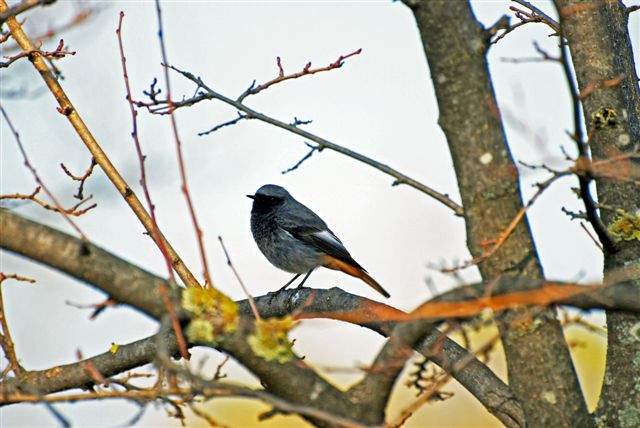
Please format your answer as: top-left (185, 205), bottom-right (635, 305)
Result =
top-left (136, 66), bottom-right (465, 216)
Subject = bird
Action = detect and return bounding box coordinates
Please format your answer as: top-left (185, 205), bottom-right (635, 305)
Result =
top-left (247, 184), bottom-right (390, 298)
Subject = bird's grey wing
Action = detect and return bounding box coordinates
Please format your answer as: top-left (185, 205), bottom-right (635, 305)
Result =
top-left (277, 206), bottom-right (362, 268)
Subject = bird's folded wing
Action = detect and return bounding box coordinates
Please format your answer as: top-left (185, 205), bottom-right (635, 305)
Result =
top-left (280, 224), bottom-right (363, 269)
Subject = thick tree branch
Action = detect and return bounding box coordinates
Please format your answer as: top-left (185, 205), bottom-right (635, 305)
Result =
top-left (348, 319), bottom-right (435, 424)
top-left (4, 209), bottom-right (640, 426)
top-left (0, 209), bottom-right (172, 320)
top-left (1, 333), bottom-right (368, 428)
top-left (0, 332), bottom-right (179, 401)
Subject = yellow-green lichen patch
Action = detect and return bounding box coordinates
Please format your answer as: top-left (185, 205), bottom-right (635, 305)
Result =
top-left (182, 287), bottom-right (239, 344)
top-left (607, 209), bottom-right (640, 242)
top-left (592, 107), bottom-right (618, 129)
top-left (248, 316), bottom-right (298, 363)
top-left (185, 318), bottom-right (215, 344)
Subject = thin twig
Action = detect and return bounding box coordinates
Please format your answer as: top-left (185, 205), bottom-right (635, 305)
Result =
top-left (0, 106), bottom-right (91, 239)
top-left (0, 38), bottom-right (74, 68)
top-left (557, 21), bottom-right (616, 252)
top-left (237, 49), bottom-right (363, 102)
top-left (281, 142), bottom-right (318, 174)
top-left (0, 273), bottom-right (34, 377)
top-left (489, 1), bottom-right (560, 45)
top-left (60, 157), bottom-right (96, 200)
top-left (440, 169), bottom-right (570, 273)
top-left (579, 75), bottom-right (623, 99)
top-left (198, 112), bottom-right (247, 136)
top-left (159, 281), bottom-right (190, 360)
top-left (189, 404), bottom-right (231, 428)
top-left (512, 0), bottom-right (560, 32)
top-left (117, 11), bottom-right (175, 283)
top-left (0, 0), bottom-right (57, 25)
top-left (0, 187), bottom-right (96, 216)
top-left (580, 222), bottom-right (604, 251)
top-left (146, 66), bottom-right (465, 216)
top-left (154, 0), bottom-right (213, 288)
top-left (217, 236), bottom-right (261, 321)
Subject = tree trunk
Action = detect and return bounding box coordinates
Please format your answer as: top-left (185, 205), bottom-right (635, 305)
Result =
top-left (554, 1), bottom-right (640, 426)
top-left (406, 1), bottom-right (593, 426)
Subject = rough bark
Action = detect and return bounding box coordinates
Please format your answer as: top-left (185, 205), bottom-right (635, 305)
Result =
top-left (554, 1), bottom-right (640, 426)
top-left (406, 1), bottom-right (592, 426)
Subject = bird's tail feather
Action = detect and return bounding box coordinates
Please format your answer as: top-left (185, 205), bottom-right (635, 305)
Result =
top-left (323, 256), bottom-right (390, 298)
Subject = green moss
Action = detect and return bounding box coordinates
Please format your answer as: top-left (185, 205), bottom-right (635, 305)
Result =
top-left (248, 316), bottom-right (298, 363)
top-left (607, 209), bottom-right (640, 242)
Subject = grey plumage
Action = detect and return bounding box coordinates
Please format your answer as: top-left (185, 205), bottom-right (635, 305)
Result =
top-left (247, 184), bottom-right (390, 298)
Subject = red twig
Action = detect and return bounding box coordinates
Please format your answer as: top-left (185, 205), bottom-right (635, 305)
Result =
top-left (0, 105), bottom-right (90, 240)
top-left (579, 75), bottom-right (623, 99)
top-left (154, 0), bottom-right (213, 288)
top-left (116, 11), bottom-right (175, 283)
top-left (159, 282), bottom-right (190, 360)
top-left (237, 49), bottom-right (362, 102)
top-left (117, 11), bottom-right (188, 361)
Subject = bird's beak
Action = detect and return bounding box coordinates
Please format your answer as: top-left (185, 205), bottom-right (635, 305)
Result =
top-left (246, 194), bottom-right (255, 199)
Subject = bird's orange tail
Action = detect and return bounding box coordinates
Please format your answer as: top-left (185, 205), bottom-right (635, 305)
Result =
top-left (322, 255), bottom-right (390, 298)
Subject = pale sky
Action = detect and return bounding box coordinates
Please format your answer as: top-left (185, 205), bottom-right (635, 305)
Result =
top-left (1, 0), bottom-right (638, 426)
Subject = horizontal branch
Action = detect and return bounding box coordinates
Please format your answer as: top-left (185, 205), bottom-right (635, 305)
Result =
top-left (0, 332), bottom-right (179, 401)
top-left (1, 333), bottom-right (368, 428)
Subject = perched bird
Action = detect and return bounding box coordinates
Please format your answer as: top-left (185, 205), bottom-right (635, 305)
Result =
top-left (248, 184), bottom-right (390, 298)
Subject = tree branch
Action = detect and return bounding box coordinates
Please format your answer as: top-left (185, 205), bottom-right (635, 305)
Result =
top-left (137, 66), bottom-right (465, 216)
top-left (0, 0), bottom-right (56, 25)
